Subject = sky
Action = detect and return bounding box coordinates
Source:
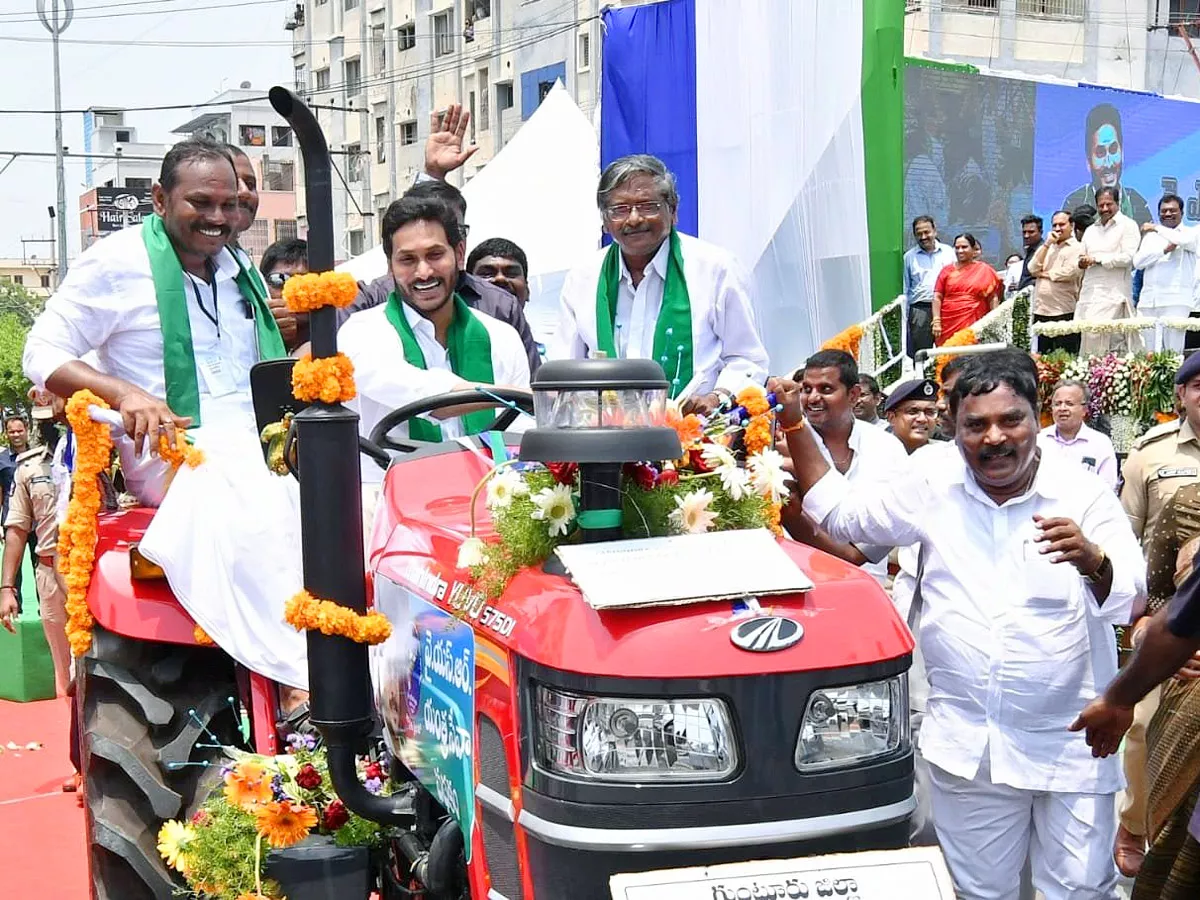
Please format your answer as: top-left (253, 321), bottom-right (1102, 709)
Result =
top-left (0, 0), bottom-right (294, 260)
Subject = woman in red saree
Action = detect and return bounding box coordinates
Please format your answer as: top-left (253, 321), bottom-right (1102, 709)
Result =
top-left (932, 233), bottom-right (1003, 345)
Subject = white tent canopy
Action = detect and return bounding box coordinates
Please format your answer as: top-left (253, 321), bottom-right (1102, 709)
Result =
top-left (336, 81), bottom-right (601, 342)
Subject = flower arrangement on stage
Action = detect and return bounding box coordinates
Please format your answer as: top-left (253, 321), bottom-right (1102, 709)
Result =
top-left (156, 739), bottom-right (386, 900)
top-left (935, 328), bottom-right (977, 380)
top-left (459, 386), bottom-right (788, 598)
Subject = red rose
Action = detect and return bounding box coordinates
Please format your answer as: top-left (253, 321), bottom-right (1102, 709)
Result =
top-left (323, 798), bottom-right (350, 831)
top-left (191, 809), bottom-right (211, 827)
top-left (687, 448), bottom-right (713, 474)
top-left (295, 764), bottom-right (323, 790)
top-left (364, 763), bottom-right (383, 781)
top-left (629, 464), bottom-right (658, 491)
top-left (546, 462), bottom-right (578, 485)
top-left (658, 469), bottom-right (679, 486)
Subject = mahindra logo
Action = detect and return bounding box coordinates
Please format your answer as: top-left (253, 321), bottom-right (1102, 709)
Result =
top-left (113, 193), bottom-right (140, 211)
top-left (729, 616), bottom-right (803, 653)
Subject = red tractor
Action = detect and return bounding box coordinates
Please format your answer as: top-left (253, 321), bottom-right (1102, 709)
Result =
top-left (74, 89), bottom-right (916, 900)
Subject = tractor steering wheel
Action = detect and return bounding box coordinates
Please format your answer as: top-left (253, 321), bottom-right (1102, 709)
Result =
top-left (364, 387), bottom-right (535, 463)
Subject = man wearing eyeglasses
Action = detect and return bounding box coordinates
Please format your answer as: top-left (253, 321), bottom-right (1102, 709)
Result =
top-left (260, 238), bottom-right (309, 352)
top-left (1038, 380), bottom-right (1118, 491)
top-left (554, 154), bottom-right (769, 415)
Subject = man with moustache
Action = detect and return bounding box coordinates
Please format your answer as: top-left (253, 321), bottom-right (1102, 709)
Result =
top-left (774, 347), bottom-right (1144, 900)
top-left (340, 193), bottom-right (530, 483)
top-left (904, 216), bottom-right (956, 357)
top-left (1076, 186), bottom-right (1141, 356)
top-left (1029, 210), bottom-right (1085, 356)
top-left (1063, 104), bottom-right (1151, 227)
top-left (779, 350), bottom-right (906, 585)
top-left (21, 139), bottom-right (317, 697)
top-left (554, 154), bottom-right (768, 414)
top-left (1135, 194), bottom-right (1200, 352)
top-left (884, 378), bottom-right (940, 455)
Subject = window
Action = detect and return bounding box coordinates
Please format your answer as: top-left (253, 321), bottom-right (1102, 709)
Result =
top-left (397, 23), bottom-right (416, 52)
top-left (375, 116), bottom-right (387, 163)
top-left (40, 274), bottom-right (50, 288)
top-left (12, 275), bottom-right (23, 285)
top-left (496, 81), bottom-right (513, 112)
top-left (399, 121), bottom-right (418, 146)
top-left (272, 126), bottom-right (293, 147)
top-left (346, 143), bottom-right (363, 183)
top-left (942, 0), bottom-right (997, 10)
top-left (349, 229), bottom-right (365, 257)
top-left (274, 220), bottom-right (298, 242)
top-left (577, 33), bottom-right (590, 71)
top-left (538, 81), bottom-right (554, 104)
top-left (434, 11), bottom-right (453, 57)
top-left (125, 177), bottom-right (152, 190)
top-left (472, 1), bottom-right (491, 19)
top-left (239, 124), bottom-right (266, 147)
top-left (315, 0), bottom-right (327, 5)
top-left (315, 68), bottom-right (330, 91)
top-left (479, 68), bottom-right (490, 131)
top-left (242, 220), bottom-right (270, 259)
top-left (375, 193), bottom-right (390, 234)
top-left (343, 0), bottom-right (358, 9)
top-left (115, 129), bottom-right (131, 143)
top-left (344, 59), bottom-right (361, 97)
top-left (263, 159), bottom-right (295, 191)
top-left (1016, 0), bottom-right (1083, 17)
top-left (294, 65), bottom-right (306, 93)
top-left (373, 25), bottom-right (386, 74)
top-left (468, 91), bottom-right (477, 142)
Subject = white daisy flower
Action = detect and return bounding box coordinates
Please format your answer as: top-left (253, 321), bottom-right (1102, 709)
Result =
top-left (701, 442), bottom-right (736, 470)
top-left (718, 464), bottom-right (751, 501)
top-left (669, 488), bottom-right (718, 535)
top-left (748, 448), bottom-right (790, 504)
top-left (456, 537), bottom-right (486, 569)
top-left (530, 483), bottom-right (577, 537)
top-left (486, 468), bottom-right (529, 509)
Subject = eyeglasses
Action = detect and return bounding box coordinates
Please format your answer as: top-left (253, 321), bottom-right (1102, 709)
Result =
top-left (603, 201), bottom-right (666, 222)
top-left (266, 272), bottom-right (295, 288)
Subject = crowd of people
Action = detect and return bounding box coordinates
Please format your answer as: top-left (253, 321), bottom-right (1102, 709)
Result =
top-left (904, 184), bottom-right (1200, 357)
top-left (10, 100), bottom-right (1200, 900)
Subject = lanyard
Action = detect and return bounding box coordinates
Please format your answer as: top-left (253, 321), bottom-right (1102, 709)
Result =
top-left (188, 259), bottom-right (221, 338)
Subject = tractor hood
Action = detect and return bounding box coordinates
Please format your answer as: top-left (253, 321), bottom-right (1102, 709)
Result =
top-left (369, 447), bottom-right (913, 680)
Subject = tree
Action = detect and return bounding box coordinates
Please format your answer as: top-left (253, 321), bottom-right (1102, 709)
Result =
top-left (0, 282), bottom-right (45, 416)
top-left (0, 280), bottom-right (45, 329)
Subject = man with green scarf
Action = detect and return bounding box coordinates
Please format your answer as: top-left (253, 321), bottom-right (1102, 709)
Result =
top-left (554, 154), bottom-right (769, 415)
top-left (340, 192), bottom-right (531, 484)
top-left (22, 139), bottom-right (313, 694)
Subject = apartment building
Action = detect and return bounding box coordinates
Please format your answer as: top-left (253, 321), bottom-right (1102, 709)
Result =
top-left (77, 90), bottom-right (300, 259)
top-left (907, 0), bottom-right (1200, 98)
top-left (287, 0), bottom-right (620, 263)
top-left (0, 259), bottom-right (57, 299)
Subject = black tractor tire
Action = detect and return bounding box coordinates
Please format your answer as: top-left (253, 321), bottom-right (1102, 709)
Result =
top-left (80, 622), bottom-right (244, 900)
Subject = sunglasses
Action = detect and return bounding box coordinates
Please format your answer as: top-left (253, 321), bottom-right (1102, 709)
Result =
top-left (266, 272), bottom-right (297, 288)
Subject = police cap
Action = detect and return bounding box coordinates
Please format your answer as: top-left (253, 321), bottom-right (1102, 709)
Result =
top-left (884, 379), bottom-right (939, 413)
top-left (1176, 351), bottom-right (1200, 386)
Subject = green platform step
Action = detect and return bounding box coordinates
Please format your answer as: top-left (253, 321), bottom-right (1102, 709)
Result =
top-left (0, 551), bottom-right (57, 702)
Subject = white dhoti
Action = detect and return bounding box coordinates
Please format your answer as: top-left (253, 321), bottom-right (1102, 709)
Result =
top-left (928, 754), bottom-right (1119, 900)
top-left (1138, 303), bottom-right (1194, 351)
top-left (138, 425), bottom-right (309, 690)
top-left (1075, 292), bottom-right (1140, 357)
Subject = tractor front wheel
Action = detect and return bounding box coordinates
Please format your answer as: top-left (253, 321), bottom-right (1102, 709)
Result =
top-left (80, 623), bottom-right (243, 900)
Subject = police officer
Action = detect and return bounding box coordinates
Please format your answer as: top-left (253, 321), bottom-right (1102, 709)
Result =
top-left (882, 378), bottom-right (941, 454)
top-left (0, 393), bottom-right (70, 697)
top-left (1109, 350), bottom-right (1200, 876)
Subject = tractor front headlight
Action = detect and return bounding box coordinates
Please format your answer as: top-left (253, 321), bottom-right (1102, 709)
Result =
top-left (534, 685), bottom-right (738, 782)
top-left (794, 676), bottom-right (908, 772)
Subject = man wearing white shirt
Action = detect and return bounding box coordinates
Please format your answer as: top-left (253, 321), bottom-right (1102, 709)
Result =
top-left (1077, 186), bottom-right (1142, 356)
top-left (1137, 193), bottom-right (1200, 352)
top-left (21, 140), bottom-right (315, 695)
top-left (1038, 380), bottom-right (1118, 491)
top-left (554, 154), bottom-right (768, 415)
top-left (776, 348), bottom-right (1144, 900)
top-left (341, 193), bottom-right (531, 485)
top-left (779, 350), bottom-right (907, 585)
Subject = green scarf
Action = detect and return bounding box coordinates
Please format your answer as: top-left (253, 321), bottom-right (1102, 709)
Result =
top-left (383, 291), bottom-right (495, 443)
top-left (142, 215), bottom-right (287, 425)
top-left (594, 228), bottom-right (693, 398)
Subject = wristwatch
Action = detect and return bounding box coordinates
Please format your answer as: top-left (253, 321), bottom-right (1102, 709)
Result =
top-left (1084, 550), bottom-right (1110, 584)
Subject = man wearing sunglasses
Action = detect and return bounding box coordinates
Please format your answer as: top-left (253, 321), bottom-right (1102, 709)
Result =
top-left (260, 238), bottom-right (309, 352)
top-left (554, 154), bottom-right (769, 415)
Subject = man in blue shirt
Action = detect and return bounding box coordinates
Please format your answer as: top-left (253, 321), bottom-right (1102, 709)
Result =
top-left (903, 215), bottom-right (956, 357)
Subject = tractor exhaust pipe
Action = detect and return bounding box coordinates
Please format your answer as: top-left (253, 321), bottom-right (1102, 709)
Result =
top-left (269, 86), bottom-right (411, 826)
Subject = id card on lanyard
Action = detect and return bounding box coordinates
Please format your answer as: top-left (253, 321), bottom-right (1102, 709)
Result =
top-left (189, 263), bottom-right (238, 398)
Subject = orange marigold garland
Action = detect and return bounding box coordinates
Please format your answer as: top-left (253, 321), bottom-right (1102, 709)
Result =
top-left (292, 353), bottom-right (357, 404)
top-left (282, 270), bottom-right (359, 313)
top-left (935, 328), bottom-right (978, 381)
top-left (193, 625), bottom-right (216, 646)
top-left (821, 323), bottom-right (864, 360)
top-left (158, 430), bottom-right (206, 468)
top-left (285, 590), bottom-right (392, 645)
top-left (744, 415), bottom-right (773, 456)
top-left (57, 390), bottom-right (114, 657)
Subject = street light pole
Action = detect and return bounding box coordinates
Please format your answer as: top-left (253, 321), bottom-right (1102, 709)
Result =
top-left (37, 0), bottom-right (74, 282)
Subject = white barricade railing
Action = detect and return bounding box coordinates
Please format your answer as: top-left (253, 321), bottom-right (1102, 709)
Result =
top-left (857, 295), bottom-right (908, 388)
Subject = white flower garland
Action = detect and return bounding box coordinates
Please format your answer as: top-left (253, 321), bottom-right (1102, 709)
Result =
top-left (1031, 316), bottom-right (1200, 337)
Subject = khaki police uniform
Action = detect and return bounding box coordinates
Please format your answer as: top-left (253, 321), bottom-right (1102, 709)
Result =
top-left (1115, 416), bottom-right (1200, 840)
top-left (4, 444), bottom-right (70, 694)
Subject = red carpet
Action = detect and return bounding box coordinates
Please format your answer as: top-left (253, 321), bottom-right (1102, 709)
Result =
top-left (0, 698), bottom-right (88, 897)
